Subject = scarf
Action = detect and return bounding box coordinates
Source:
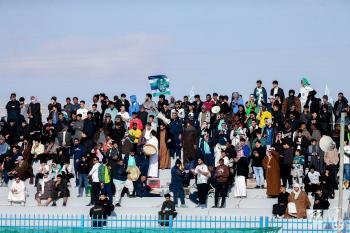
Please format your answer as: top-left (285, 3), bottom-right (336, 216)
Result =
top-left (292, 183), bottom-right (301, 199)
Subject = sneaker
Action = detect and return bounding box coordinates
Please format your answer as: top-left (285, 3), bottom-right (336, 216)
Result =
top-left (52, 203), bottom-right (57, 207)
top-left (219, 206), bottom-right (225, 208)
top-left (8, 202), bottom-right (12, 206)
top-left (212, 205), bottom-right (219, 208)
top-left (77, 195), bottom-right (82, 198)
top-left (255, 186), bottom-right (260, 189)
top-left (21, 202), bottom-right (25, 206)
top-left (63, 203), bottom-right (67, 207)
top-left (115, 203), bottom-right (121, 207)
top-left (180, 204), bottom-right (188, 208)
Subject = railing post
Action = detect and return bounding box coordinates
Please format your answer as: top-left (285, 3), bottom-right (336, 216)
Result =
top-left (265, 216), bottom-right (269, 229)
top-left (169, 216), bottom-right (173, 230)
top-left (80, 215), bottom-right (85, 228)
top-left (259, 216), bottom-right (264, 228)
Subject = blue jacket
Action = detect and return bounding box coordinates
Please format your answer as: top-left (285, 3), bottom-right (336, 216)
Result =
top-left (129, 95), bottom-right (140, 115)
top-left (170, 166), bottom-right (184, 191)
top-left (231, 98), bottom-right (244, 114)
top-left (71, 144), bottom-right (85, 163)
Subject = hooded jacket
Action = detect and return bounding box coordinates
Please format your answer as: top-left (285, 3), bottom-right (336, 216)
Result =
top-left (129, 95), bottom-right (140, 115)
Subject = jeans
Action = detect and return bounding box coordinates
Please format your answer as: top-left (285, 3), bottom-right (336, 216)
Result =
top-left (3, 170), bottom-right (9, 184)
top-left (102, 183), bottom-right (113, 204)
top-left (79, 174), bottom-right (89, 196)
top-left (253, 166), bottom-right (264, 187)
top-left (173, 187), bottom-right (185, 205)
top-left (344, 164), bottom-right (350, 182)
top-left (74, 163), bottom-right (80, 187)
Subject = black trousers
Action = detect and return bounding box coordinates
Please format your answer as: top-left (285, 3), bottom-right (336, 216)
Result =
top-left (328, 164), bottom-right (338, 188)
top-left (91, 182), bottom-right (100, 205)
top-left (215, 182), bottom-right (228, 207)
top-left (197, 183), bottom-right (208, 205)
top-left (280, 164), bottom-right (293, 187)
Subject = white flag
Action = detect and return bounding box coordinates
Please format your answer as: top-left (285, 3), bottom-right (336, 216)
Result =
top-left (188, 87), bottom-right (195, 102)
top-left (324, 85), bottom-right (334, 104)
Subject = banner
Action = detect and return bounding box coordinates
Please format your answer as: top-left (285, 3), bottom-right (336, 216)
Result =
top-left (148, 75), bottom-right (171, 97)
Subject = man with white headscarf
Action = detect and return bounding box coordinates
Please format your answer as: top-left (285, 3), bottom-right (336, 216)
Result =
top-left (299, 78), bottom-right (313, 109)
top-left (285, 183), bottom-right (311, 219)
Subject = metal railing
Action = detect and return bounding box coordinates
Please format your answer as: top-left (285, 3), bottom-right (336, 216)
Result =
top-left (0, 214), bottom-right (349, 232)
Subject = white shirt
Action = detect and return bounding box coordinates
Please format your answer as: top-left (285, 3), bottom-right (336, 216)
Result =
top-left (89, 163), bottom-right (100, 182)
top-left (77, 108), bottom-right (88, 120)
top-left (308, 171), bottom-right (320, 184)
top-left (194, 164), bottom-right (210, 184)
top-left (300, 86), bottom-right (313, 104)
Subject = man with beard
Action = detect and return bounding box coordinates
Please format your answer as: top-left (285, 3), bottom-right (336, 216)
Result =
top-left (213, 158), bottom-right (230, 208)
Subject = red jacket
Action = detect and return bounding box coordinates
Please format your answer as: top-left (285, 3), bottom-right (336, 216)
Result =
top-left (129, 119), bottom-right (143, 130)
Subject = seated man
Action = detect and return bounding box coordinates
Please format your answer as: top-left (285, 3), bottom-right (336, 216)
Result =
top-left (8, 176), bottom-right (26, 206)
top-left (61, 160), bottom-right (74, 185)
top-left (35, 173), bottom-right (54, 206)
top-left (90, 193), bottom-right (114, 228)
top-left (52, 174), bottom-right (70, 207)
top-left (8, 156), bottom-right (31, 181)
top-left (313, 188), bottom-right (330, 211)
top-left (304, 165), bottom-right (321, 196)
top-left (272, 185), bottom-right (289, 218)
top-left (158, 194), bottom-right (177, 226)
top-left (135, 175), bottom-right (161, 198)
top-left (35, 160), bottom-right (50, 187)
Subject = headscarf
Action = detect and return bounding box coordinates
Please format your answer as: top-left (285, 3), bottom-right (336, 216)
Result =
top-left (292, 183), bottom-right (301, 199)
top-left (301, 77), bottom-right (311, 86)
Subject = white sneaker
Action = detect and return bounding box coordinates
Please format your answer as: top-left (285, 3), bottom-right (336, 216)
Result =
top-left (8, 202), bottom-right (12, 206)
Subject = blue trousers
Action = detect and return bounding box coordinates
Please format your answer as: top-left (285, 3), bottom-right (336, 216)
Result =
top-left (344, 164), bottom-right (350, 182)
top-left (173, 187), bottom-right (185, 205)
top-left (79, 174), bottom-right (89, 196)
top-left (102, 183), bottom-right (113, 204)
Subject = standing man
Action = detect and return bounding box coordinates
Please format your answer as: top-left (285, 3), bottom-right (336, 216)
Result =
top-left (77, 100), bottom-right (89, 120)
top-left (87, 157), bottom-right (101, 206)
top-left (270, 80), bottom-right (285, 103)
top-left (71, 138), bottom-right (85, 186)
top-left (143, 93), bottom-right (157, 113)
top-left (99, 158), bottom-right (113, 204)
top-left (253, 80), bottom-right (267, 106)
top-left (170, 159), bottom-right (187, 208)
top-left (112, 159), bottom-right (134, 207)
top-left (6, 93), bottom-right (20, 124)
top-left (213, 158), bottom-right (230, 208)
top-left (191, 157), bottom-right (211, 208)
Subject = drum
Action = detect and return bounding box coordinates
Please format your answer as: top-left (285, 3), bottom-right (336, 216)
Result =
top-left (143, 144), bottom-right (157, 156)
top-left (211, 106), bottom-right (221, 114)
top-left (127, 167), bottom-right (141, 181)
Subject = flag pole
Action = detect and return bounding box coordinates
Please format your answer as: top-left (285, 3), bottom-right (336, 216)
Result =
top-left (338, 112), bottom-right (346, 232)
